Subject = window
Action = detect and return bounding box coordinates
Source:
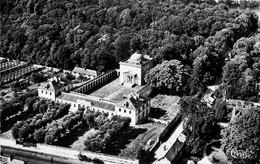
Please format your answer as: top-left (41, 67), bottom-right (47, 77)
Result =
top-left (129, 111), bottom-right (131, 114)
top-left (41, 91), bottom-right (43, 94)
top-left (124, 110), bottom-right (126, 113)
top-left (119, 108), bottom-right (121, 112)
top-left (46, 91), bottom-right (47, 94)
top-left (50, 92), bottom-right (52, 95)
top-left (111, 113), bottom-right (114, 115)
top-left (74, 104), bottom-right (76, 107)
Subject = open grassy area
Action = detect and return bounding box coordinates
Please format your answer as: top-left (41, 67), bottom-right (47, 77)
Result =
top-left (54, 127), bottom-right (99, 152)
top-left (102, 122), bottom-right (165, 159)
top-left (150, 94), bottom-right (181, 121)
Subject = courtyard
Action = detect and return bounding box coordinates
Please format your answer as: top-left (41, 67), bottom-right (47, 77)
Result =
top-left (89, 78), bottom-right (144, 102)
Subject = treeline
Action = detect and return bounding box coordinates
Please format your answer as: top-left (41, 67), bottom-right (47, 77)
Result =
top-left (0, 1), bottom-right (257, 89)
top-left (180, 96), bottom-right (260, 163)
top-left (84, 115), bottom-right (131, 152)
top-left (12, 99), bottom-right (70, 142)
top-left (42, 110), bottom-right (83, 144)
top-left (0, 90), bottom-right (38, 124)
top-left (180, 97), bottom-right (230, 157)
top-left (213, 34), bottom-right (260, 102)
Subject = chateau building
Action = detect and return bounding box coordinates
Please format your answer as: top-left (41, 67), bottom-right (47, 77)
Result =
top-left (37, 53), bottom-right (154, 126)
top-left (119, 52), bottom-right (153, 86)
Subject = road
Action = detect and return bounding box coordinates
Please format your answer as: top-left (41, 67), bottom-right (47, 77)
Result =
top-left (1, 146), bottom-right (93, 164)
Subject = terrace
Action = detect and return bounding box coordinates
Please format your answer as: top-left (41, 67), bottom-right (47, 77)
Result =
top-left (89, 78), bottom-right (144, 102)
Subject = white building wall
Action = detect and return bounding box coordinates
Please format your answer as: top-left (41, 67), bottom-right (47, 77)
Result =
top-left (38, 89), bottom-right (56, 101)
top-left (115, 106), bottom-right (136, 126)
top-left (119, 64), bottom-right (142, 86)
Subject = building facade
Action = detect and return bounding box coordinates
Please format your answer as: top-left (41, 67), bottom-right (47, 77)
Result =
top-left (119, 52), bottom-right (153, 86)
top-left (72, 67), bottom-right (101, 79)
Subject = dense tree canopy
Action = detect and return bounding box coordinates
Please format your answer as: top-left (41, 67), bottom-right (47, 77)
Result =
top-left (145, 60), bottom-right (189, 94)
top-left (221, 108), bottom-right (260, 163)
top-left (180, 96), bottom-right (221, 157)
top-left (0, 1), bottom-right (258, 84)
top-left (220, 34), bottom-right (260, 101)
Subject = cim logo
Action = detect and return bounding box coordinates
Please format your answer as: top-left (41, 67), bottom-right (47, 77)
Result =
top-left (230, 148), bottom-right (249, 159)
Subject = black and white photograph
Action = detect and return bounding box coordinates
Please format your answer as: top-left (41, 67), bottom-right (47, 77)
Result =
top-left (0, 0), bottom-right (260, 164)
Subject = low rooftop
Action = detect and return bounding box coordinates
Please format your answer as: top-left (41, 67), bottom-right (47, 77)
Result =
top-left (89, 78), bottom-right (144, 102)
top-left (72, 67), bottom-right (100, 77)
top-left (57, 92), bottom-right (115, 111)
top-left (39, 76), bottom-right (71, 91)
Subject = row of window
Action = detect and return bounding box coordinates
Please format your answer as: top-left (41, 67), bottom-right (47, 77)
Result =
top-left (57, 99), bottom-right (116, 116)
top-left (119, 108), bottom-right (132, 114)
top-left (41, 90), bottom-right (52, 96)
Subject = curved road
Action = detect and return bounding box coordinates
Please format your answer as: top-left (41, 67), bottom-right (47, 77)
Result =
top-left (1, 146), bottom-right (93, 164)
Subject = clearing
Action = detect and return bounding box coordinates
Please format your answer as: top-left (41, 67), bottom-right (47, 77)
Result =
top-left (150, 94), bottom-right (181, 121)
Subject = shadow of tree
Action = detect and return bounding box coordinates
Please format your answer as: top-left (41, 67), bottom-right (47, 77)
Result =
top-left (149, 107), bottom-right (166, 119)
top-left (1, 112), bottom-right (37, 133)
top-left (101, 127), bottom-right (147, 156)
top-left (54, 125), bottom-right (90, 147)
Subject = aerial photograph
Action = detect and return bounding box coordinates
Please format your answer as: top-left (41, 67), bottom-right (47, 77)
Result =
top-left (0, 0), bottom-right (260, 164)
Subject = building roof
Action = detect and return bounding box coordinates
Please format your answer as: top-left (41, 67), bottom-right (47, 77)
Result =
top-left (124, 52), bottom-right (153, 65)
top-left (39, 77), bottom-right (71, 92)
top-left (129, 52), bottom-right (143, 61)
top-left (72, 67), bottom-right (100, 77)
top-left (165, 133), bottom-right (186, 162)
top-left (116, 93), bottom-right (150, 110)
top-left (57, 92), bottom-right (115, 111)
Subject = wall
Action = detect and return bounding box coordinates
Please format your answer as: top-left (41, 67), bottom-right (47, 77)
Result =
top-left (137, 84), bottom-right (153, 97)
top-left (37, 143), bottom-right (139, 164)
top-left (74, 70), bottom-right (117, 94)
top-left (115, 106), bottom-right (136, 126)
top-left (38, 89), bottom-right (56, 101)
top-left (0, 137), bottom-right (139, 164)
top-left (56, 93), bottom-right (115, 118)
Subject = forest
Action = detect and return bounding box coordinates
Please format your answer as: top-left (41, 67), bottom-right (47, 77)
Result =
top-left (0, 0), bottom-right (258, 96)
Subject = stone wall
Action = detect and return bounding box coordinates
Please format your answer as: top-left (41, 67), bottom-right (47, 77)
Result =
top-left (74, 70), bottom-right (118, 94)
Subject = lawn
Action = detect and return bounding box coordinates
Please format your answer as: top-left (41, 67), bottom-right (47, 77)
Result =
top-left (150, 94), bottom-right (181, 121)
top-left (102, 122), bottom-right (165, 159)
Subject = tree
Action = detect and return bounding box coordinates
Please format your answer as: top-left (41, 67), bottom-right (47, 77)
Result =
top-left (34, 128), bottom-right (46, 143)
top-left (30, 72), bottom-right (46, 83)
top-left (18, 123), bottom-right (30, 140)
top-left (212, 99), bottom-right (230, 122)
top-left (12, 121), bottom-right (23, 139)
top-left (180, 96), bottom-right (220, 157)
top-left (221, 108), bottom-right (260, 163)
top-left (45, 135), bottom-right (55, 144)
top-left (145, 60), bottom-right (188, 94)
